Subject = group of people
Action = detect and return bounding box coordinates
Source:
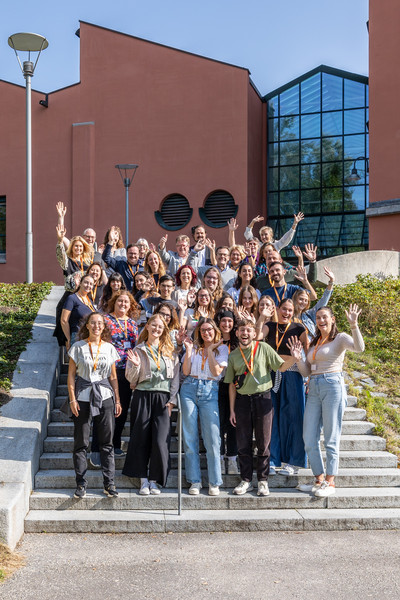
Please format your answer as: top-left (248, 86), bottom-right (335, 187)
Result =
top-left (54, 202), bottom-right (364, 500)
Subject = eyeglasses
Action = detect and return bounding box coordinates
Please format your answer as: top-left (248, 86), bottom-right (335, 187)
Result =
top-left (206, 277), bottom-right (218, 281)
top-left (200, 328), bottom-right (214, 334)
top-left (159, 313), bottom-right (172, 320)
top-left (198, 294), bottom-right (210, 299)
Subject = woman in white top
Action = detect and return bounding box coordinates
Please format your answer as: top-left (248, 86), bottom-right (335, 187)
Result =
top-left (181, 318), bottom-right (229, 496)
top-left (288, 304), bottom-right (364, 497)
top-left (68, 312), bottom-right (122, 499)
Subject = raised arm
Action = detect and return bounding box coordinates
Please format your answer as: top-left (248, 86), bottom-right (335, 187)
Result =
top-left (244, 215), bottom-right (264, 242)
top-left (294, 265), bottom-right (317, 301)
top-left (56, 202), bottom-right (70, 249)
top-left (56, 225), bottom-right (68, 271)
top-left (227, 218), bottom-right (238, 247)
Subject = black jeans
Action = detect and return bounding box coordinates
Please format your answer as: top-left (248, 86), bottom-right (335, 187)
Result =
top-left (122, 389), bottom-right (171, 486)
top-left (72, 397), bottom-right (115, 487)
top-left (91, 368), bottom-right (132, 452)
top-left (113, 368), bottom-right (133, 449)
top-left (218, 381), bottom-right (238, 457)
top-left (234, 391), bottom-right (273, 482)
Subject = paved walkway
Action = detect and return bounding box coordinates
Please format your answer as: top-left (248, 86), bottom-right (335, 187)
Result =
top-left (2, 531), bottom-right (400, 599)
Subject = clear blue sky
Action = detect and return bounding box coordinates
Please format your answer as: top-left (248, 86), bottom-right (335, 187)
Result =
top-left (1, 0), bottom-right (368, 95)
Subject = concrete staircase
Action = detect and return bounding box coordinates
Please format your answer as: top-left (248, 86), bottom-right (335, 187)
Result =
top-left (25, 365), bottom-right (400, 533)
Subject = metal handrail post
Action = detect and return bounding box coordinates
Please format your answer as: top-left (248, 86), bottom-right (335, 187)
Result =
top-left (176, 392), bottom-right (182, 515)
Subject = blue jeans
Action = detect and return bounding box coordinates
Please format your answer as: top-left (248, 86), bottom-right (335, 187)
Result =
top-left (181, 377), bottom-right (222, 487)
top-left (270, 371), bottom-right (306, 468)
top-left (303, 373), bottom-right (346, 476)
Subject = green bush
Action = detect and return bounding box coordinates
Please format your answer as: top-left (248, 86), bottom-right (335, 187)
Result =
top-left (0, 282), bottom-right (53, 394)
top-left (316, 274), bottom-right (400, 365)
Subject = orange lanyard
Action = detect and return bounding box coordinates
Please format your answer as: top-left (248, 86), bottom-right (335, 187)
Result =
top-left (74, 256), bottom-right (84, 274)
top-left (272, 283), bottom-right (287, 305)
top-left (77, 294), bottom-right (95, 312)
top-left (312, 336), bottom-right (330, 362)
top-left (114, 315), bottom-right (128, 339)
top-left (88, 340), bottom-right (102, 371)
top-left (128, 263), bottom-right (138, 278)
top-left (90, 284), bottom-right (98, 304)
top-left (275, 323), bottom-right (290, 353)
top-left (239, 341), bottom-right (259, 376)
top-left (152, 274), bottom-right (159, 292)
top-left (146, 343), bottom-right (161, 370)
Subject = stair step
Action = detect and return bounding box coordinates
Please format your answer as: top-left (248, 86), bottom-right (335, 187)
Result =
top-left (24, 507), bottom-right (400, 533)
top-left (29, 487), bottom-right (400, 511)
top-left (38, 451), bottom-right (398, 471)
top-left (42, 434), bottom-right (388, 454)
top-left (34, 468), bottom-right (400, 490)
top-left (54, 392), bottom-right (359, 408)
top-left (46, 419), bottom-right (375, 437)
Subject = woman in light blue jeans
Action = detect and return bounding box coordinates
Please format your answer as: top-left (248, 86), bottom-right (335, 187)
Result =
top-left (181, 319), bottom-right (229, 496)
top-left (288, 304), bottom-right (364, 498)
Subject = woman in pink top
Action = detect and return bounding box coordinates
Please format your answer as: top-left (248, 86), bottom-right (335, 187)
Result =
top-left (288, 304), bottom-right (364, 497)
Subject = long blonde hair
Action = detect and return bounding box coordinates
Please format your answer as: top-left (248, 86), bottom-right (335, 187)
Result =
top-left (66, 236), bottom-right (93, 264)
top-left (137, 314), bottom-right (174, 358)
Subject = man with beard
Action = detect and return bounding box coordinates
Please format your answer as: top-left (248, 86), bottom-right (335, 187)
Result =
top-left (224, 319), bottom-right (298, 496)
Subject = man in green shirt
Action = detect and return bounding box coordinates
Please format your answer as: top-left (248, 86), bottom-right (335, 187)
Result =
top-left (224, 319), bottom-right (297, 496)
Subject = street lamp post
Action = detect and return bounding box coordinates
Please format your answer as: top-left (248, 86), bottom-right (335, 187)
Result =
top-left (115, 164), bottom-right (139, 246)
top-left (8, 32), bottom-right (48, 283)
top-left (347, 156), bottom-right (369, 184)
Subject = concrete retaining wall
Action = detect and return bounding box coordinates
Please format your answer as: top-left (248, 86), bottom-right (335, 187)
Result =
top-left (312, 250), bottom-right (400, 286)
top-left (0, 286), bottom-right (63, 549)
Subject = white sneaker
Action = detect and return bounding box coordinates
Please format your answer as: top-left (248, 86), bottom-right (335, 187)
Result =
top-left (297, 480), bottom-right (324, 493)
top-left (149, 481), bottom-right (161, 495)
top-left (314, 481), bottom-right (336, 497)
top-left (139, 478), bottom-right (150, 495)
top-left (227, 457), bottom-right (239, 475)
top-left (257, 481), bottom-right (270, 496)
top-left (209, 485), bottom-right (220, 496)
top-left (188, 482), bottom-right (202, 495)
top-left (279, 464), bottom-right (299, 476)
top-left (269, 466), bottom-right (276, 475)
top-left (233, 480), bottom-right (254, 495)
top-left (220, 457), bottom-right (226, 475)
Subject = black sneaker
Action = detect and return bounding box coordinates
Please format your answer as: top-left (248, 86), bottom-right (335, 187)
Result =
top-left (74, 485), bottom-right (86, 499)
top-left (103, 484), bottom-right (119, 498)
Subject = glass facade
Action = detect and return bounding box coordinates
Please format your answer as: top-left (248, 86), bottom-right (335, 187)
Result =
top-left (265, 68), bottom-right (369, 259)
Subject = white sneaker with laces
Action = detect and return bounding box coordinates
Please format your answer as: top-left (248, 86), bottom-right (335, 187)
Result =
top-left (149, 481), bottom-right (161, 495)
top-left (209, 485), bottom-right (220, 496)
top-left (257, 481), bottom-right (270, 496)
top-left (314, 480), bottom-right (336, 497)
top-left (233, 480), bottom-right (254, 495)
top-left (188, 482), bottom-right (202, 495)
top-left (139, 478), bottom-right (150, 495)
top-left (279, 464), bottom-right (299, 476)
top-left (297, 479), bottom-right (324, 493)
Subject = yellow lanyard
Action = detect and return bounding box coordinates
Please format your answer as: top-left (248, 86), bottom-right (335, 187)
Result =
top-left (88, 340), bottom-right (102, 371)
top-left (152, 274), bottom-right (159, 292)
top-left (312, 336), bottom-right (330, 362)
top-left (275, 323), bottom-right (290, 353)
top-left (77, 294), bottom-right (95, 312)
top-left (239, 342), bottom-right (259, 376)
top-left (146, 343), bottom-right (161, 370)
